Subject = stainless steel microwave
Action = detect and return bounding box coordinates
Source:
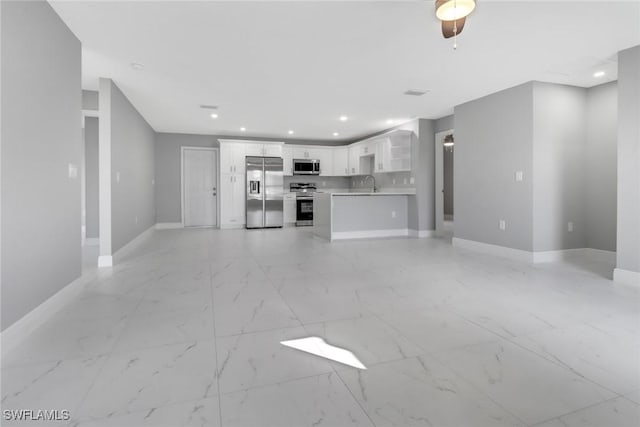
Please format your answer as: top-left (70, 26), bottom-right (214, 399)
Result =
top-left (293, 159), bottom-right (320, 175)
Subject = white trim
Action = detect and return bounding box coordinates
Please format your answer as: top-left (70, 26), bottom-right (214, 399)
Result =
top-left (613, 268), bottom-right (640, 287)
top-left (1, 272), bottom-right (96, 357)
top-left (82, 109), bottom-right (99, 118)
top-left (220, 224), bottom-right (244, 230)
top-left (181, 146), bottom-right (219, 228)
top-left (452, 238), bottom-right (618, 265)
top-left (332, 229), bottom-right (409, 240)
top-left (112, 225), bottom-right (155, 264)
top-left (155, 222), bottom-right (184, 230)
top-left (97, 255), bottom-right (113, 267)
top-left (452, 237), bottom-right (534, 262)
top-left (408, 229), bottom-right (436, 238)
top-left (85, 237), bottom-right (99, 246)
top-left (434, 129), bottom-right (454, 235)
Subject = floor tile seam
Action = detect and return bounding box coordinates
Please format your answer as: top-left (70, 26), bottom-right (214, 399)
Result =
top-left (526, 393), bottom-right (639, 427)
top-left (442, 315), bottom-right (623, 399)
top-left (124, 304), bottom-right (215, 321)
top-left (66, 292), bottom-right (148, 424)
top-left (68, 392), bottom-right (222, 425)
top-left (295, 318), bottom-right (378, 427)
top-left (207, 258), bottom-right (224, 427)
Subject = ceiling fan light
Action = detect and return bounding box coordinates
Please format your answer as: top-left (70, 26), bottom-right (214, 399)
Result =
top-left (436, 0), bottom-right (476, 22)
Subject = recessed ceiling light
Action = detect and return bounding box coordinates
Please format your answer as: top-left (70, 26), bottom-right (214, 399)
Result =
top-left (339, 115), bottom-right (348, 122)
top-left (333, 132), bottom-right (339, 137)
top-left (240, 127), bottom-right (246, 132)
top-left (210, 113), bottom-right (218, 119)
top-left (288, 130), bottom-right (294, 135)
top-left (404, 89), bottom-right (429, 96)
top-left (131, 62), bottom-right (144, 70)
top-left (386, 119), bottom-right (395, 125)
top-left (594, 71), bottom-right (606, 78)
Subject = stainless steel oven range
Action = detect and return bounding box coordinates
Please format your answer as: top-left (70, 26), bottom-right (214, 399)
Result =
top-left (290, 183), bottom-right (317, 226)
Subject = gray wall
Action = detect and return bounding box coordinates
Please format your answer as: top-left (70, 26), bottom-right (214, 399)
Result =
top-left (532, 82), bottom-right (587, 252)
top-left (1, 0), bottom-right (81, 330)
top-left (616, 46), bottom-right (640, 274)
top-left (155, 133), bottom-right (218, 223)
top-left (414, 119), bottom-right (436, 232)
top-left (110, 82), bottom-right (156, 252)
top-left (82, 90), bottom-right (98, 111)
top-left (85, 117), bottom-right (99, 238)
top-left (435, 115), bottom-right (455, 133)
top-left (454, 83), bottom-right (534, 251)
top-left (586, 82), bottom-right (617, 252)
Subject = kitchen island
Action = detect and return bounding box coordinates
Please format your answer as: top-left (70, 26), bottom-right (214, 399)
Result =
top-left (313, 191), bottom-right (417, 240)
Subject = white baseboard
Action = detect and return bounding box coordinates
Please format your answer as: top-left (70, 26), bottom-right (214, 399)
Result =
top-left (220, 224), bottom-right (244, 230)
top-left (332, 229), bottom-right (409, 240)
top-left (85, 237), bottom-right (99, 246)
top-left (453, 238), bottom-right (617, 265)
top-left (1, 271), bottom-right (95, 357)
top-left (112, 225), bottom-right (155, 264)
top-left (613, 268), bottom-right (640, 287)
top-left (409, 229), bottom-right (436, 238)
top-left (155, 222), bottom-right (184, 230)
top-left (452, 238), bottom-right (534, 262)
top-left (97, 255), bottom-right (113, 267)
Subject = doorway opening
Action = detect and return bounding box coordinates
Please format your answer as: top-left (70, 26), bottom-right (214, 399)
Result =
top-left (82, 114), bottom-right (99, 272)
top-left (435, 129), bottom-right (454, 240)
top-left (181, 147), bottom-right (219, 227)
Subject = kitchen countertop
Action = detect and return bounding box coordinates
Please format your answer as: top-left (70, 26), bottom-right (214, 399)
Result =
top-left (316, 190), bottom-right (416, 196)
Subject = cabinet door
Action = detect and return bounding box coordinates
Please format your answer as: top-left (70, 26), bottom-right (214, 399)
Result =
top-left (220, 144), bottom-right (235, 175)
top-left (292, 147), bottom-right (308, 159)
top-left (386, 133), bottom-right (412, 172)
top-left (232, 144), bottom-right (246, 175)
top-left (263, 143), bottom-right (283, 158)
top-left (375, 138), bottom-right (388, 173)
top-left (313, 148), bottom-right (333, 176)
top-left (332, 147), bottom-right (349, 176)
top-left (348, 145), bottom-right (360, 175)
top-left (244, 143), bottom-right (264, 157)
top-left (233, 174), bottom-right (245, 225)
top-left (220, 174), bottom-right (235, 225)
top-left (282, 145), bottom-right (293, 176)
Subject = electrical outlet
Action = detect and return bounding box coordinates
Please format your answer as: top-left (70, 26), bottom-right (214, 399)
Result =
top-left (392, 211), bottom-right (396, 218)
top-left (135, 216), bottom-right (139, 224)
top-left (410, 177), bottom-right (415, 184)
top-left (392, 178), bottom-right (396, 185)
top-left (403, 178), bottom-right (408, 184)
top-left (568, 221), bottom-right (574, 232)
top-left (515, 171), bottom-right (523, 182)
top-left (499, 220), bottom-right (506, 231)
top-left (151, 179), bottom-right (155, 186)
top-left (68, 163), bottom-right (78, 179)
top-left (116, 171), bottom-right (120, 183)
top-left (322, 181), bottom-right (326, 187)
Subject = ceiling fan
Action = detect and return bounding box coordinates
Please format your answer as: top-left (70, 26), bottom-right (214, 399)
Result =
top-left (435, 0), bottom-right (477, 44)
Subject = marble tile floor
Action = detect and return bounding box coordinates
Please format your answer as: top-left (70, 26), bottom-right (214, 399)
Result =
top-left (2, 227), bottom-right (639, 427)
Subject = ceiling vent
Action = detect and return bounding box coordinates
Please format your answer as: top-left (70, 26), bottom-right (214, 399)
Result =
top-left (403, 89), bottom-right (429, 96)
top-left (199, 104), bottom-right (218, 110)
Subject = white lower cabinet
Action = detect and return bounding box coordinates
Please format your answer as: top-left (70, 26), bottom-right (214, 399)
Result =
top-left (220, 174), bottom-right (245, 228)
top-left (283, 193), bottom-right (296, 224)
top-left (283, 145), bottom-right (293, 176)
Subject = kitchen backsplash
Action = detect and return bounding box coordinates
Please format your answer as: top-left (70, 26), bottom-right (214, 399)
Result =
top-left (350, 171), bottom-right (415, 190)
top-left (284, 176), bottom-right (350, 190)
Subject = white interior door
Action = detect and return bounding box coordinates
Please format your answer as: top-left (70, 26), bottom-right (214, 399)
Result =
top-left (183, 148), bottom-right (217, 227)
top-left (434, 130), bottom-right (452, 235)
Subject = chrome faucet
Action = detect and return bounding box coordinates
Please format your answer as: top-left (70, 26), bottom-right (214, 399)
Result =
top-left (363, 174), bottom-right (377, 193)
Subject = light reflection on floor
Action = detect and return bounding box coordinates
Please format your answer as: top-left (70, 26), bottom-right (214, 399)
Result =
top-left (280, 336), bottom-right (367, 370)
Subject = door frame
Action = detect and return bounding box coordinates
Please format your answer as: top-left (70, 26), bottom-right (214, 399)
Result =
top-left (435, 129), bottom-right (454, 236)
top-left (180, 146), bottom-right (220, 228)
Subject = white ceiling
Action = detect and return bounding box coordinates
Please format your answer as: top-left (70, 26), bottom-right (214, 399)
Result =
top-left (50, 0), bottom-right (640, 141)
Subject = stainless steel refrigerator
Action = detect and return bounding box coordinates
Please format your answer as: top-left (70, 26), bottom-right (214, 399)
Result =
top-left (246, 156), bottom-right (284, 228)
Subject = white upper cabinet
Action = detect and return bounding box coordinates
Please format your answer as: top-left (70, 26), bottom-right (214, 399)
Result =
top-left (282, 145), bottom-right (293, 176)
top-left (381, 130), bottom-right (412, 172)
top-left (332, 147), bottom-right (349, 176)
top-left (314, 147), bottom-right (333, 176)
top-left (348, 144), bottom-right (361, 175)
top-left (219, 141), bottom-right (246, 175)
top-left (243, 141), bottom-right (283, 157)
top-left (263, 143), bottom-right (283, 157)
